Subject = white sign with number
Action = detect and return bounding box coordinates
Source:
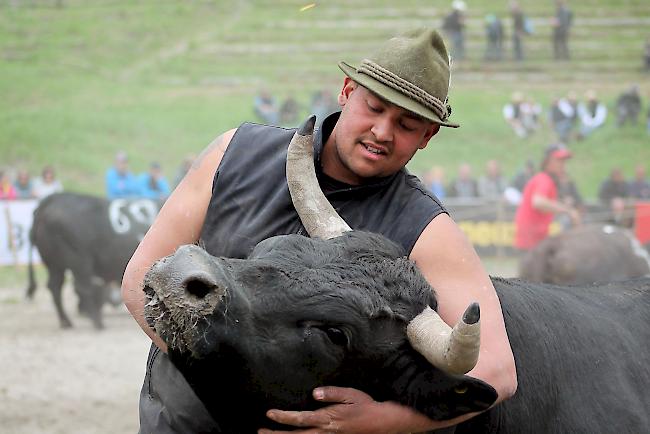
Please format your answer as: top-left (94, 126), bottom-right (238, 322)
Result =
top-left (0, 200), bottom-right (41, 266)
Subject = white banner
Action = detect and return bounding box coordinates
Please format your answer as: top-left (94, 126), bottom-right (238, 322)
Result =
top-left (0, 199), bottom-right (41, 266)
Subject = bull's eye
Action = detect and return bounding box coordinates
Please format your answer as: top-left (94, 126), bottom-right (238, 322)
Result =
top-left (324, 327), bottom-right (348, 347)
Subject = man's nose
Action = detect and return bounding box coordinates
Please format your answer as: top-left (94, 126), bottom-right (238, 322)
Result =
top-left (371, 116), bottom-right (394, 142)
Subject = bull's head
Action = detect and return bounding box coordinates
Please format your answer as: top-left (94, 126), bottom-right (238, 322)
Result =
top-left (143, 117), bottom-right (497, 432)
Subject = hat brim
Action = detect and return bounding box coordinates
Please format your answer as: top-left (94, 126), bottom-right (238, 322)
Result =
top-left (338, 62), bottom-right (459, 128)
top-left (550, 150), bottom-right (572, 159)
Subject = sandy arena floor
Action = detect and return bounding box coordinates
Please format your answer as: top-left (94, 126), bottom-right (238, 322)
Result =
top-left (0, 282), bottom-right (150, 434)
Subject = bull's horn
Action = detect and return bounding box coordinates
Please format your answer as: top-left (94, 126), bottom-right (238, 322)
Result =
top-left (286, 115), bottom-right (351, 239)
top-left (406, 302), bottom-right (481, 375)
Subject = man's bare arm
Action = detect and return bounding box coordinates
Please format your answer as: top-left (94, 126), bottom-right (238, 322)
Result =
top-left (121, 129), bottom-right (236, 351)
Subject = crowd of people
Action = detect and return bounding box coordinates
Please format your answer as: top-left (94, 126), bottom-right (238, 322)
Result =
top-left (442, 0), bottom-right (573, 62)
top-left (0, 166), bottom-right (63, 200)
top-left (253, 88), bottom-right (339, 127)
top-left (503, 85), bottom-right (650, 142)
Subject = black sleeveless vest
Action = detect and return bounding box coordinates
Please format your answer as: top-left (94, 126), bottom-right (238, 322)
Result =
top-left (199, 112), bottom-right (446, 258)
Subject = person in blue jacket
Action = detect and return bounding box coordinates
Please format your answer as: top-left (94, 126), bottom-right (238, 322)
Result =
top-left (138, 161), bottom-right (170, 200)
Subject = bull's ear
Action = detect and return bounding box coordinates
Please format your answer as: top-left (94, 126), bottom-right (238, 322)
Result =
top-left (389, 357), bottom-right (498, 421)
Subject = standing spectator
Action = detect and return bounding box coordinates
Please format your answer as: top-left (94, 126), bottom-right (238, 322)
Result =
top-left (279, 95), bottom-right (300, 126)
top-left (510, 1), bottom-right (528, 62)
top-left (105, 151), bottom-right (139, 199)
top-left (598, 167), bottom-right (629, 207)
top-left (174, 153), bottom-right (195, 189)
top-left (423, 165), bottom-right (446, 200)
top-left (514, 144), bottom-right (580, 251)
top-left (549, 92), bottom-right (578, 143)
top-left (32, 165), bottom-right (63, 199)
top-left (577, 90), bottom-right (607, 139)
top-left (484, 13), bottom-right (504, 61)
top-left (310, 89), bottom-right (339, 124)
top-left (253, 88), bottom-right (280, 125)
top-left (138, 162), bottom-right (171, 200)
top-left (0, 170), bottom-right (17, 199)
top-left (551, 0), bottom-right (573, 60)
top-left (447, 163), bottom-right (478, 199)
top-left (643, 37), bottom-right (650, 73)
top-left (628, 164), bottom-right (650, 200)
top-left (13, 169), bottom-right (36, 199)
top-left (442, 0), bottom-right (467, 60)
top-left (616, 85), bottom-right (642, 127)
top-left (504, 159), bottom-right (536, 205)
top-left (478, 159), bottom-right (507, 200)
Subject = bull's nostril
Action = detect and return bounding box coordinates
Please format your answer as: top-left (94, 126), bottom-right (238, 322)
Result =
top-left (185, 279), bottom-right (215, 299)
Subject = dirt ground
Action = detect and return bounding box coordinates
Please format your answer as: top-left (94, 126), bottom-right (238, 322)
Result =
top-left (0, 282), bottom-right (150, 434)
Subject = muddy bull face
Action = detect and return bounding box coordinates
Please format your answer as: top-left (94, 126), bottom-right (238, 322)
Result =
top-left (143, 232), bottom-right (497, 431)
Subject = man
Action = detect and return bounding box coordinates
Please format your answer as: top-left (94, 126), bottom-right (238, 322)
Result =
top-left (514, 144), bottom-right (581, 251)
top-left (577, 89), bottom-right (607, 139)
top-left (615, 85), bottom-right (642, 127)
top-left (551, 0), bottom-right (573, 60)
top-left (105, 151), bottom-right (139, 199)
top-left (442, 0), bottom-right (467, 60)
top-left (122, 28), bottom-right (517, 433)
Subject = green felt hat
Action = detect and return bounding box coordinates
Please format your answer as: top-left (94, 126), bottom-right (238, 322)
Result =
top-left (339, 28), bottom-right (458, 128)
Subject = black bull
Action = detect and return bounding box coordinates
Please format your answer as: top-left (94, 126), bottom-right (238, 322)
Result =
top-left (143, 118), bottom-right (649, 432)
top-left (519, 224), bottom-right (650, 285)
top-left (27, 192), bottom-right (159, 329)
top-left (144, 233), bottom-right (650, 433)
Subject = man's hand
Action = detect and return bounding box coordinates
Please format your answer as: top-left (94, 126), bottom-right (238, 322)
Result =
top-left (257, 386), bottom-right (429, 434)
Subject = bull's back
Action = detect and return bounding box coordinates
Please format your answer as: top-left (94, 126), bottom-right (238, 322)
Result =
top-left (475, 277), bottom-right (650, 433)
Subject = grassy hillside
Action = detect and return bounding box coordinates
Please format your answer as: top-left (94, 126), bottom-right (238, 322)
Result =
top-left (1, 0), bottom-right (649, 198)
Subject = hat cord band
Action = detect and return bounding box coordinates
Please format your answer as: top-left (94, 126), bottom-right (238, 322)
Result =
top-left (357, 59), bottom-right (448, 121)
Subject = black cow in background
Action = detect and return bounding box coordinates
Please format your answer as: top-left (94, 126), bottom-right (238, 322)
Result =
top-left (27, 192), bottom-right (159, 329)
top-left (519, 224), bottom-right (650, 285)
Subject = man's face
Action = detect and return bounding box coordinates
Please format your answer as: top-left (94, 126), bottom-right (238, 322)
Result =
top-left (323, 78), bottom-right (439, 185)
top-left (546, 157), bottom-right (567, 177)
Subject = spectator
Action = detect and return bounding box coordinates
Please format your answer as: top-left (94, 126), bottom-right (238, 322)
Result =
top-left (484, 13), bottom-right (504, 61)
top-left (0, 170), bottom-right (17, 199)
top-left (442, 0), bottom-right (467, 60)
top-left (13, 169), bottom-right (36, 199)
top-left (598, 167), bottom-right (629, 208)
top-left (503, 92), bottom-right (541, 138)
top-left (253, 88), bottom-right (280, 125)
top-left (616, 85), bottom-right (642, 127)
top-left (577, 90), bottom-right (607, 139)
top-left (504, 158), bottom-right (536, 205)
top-left (628, 164), bottom-right (650, 200)
top-left (514, 144), bottom-right (581, 251)
top-left (174, 153), bottom-right (195, 188)
top-left (310, 89), bottom-right (339, 124)
top-left (643, 37), bottom-right (650, 73)
top-left (138, 162), bottom-right (171, 200)
top-left (33, 165), bottom-right (64, 200)
top-left (105, 151), bottom-right (139, 199)
top-left (510, 1), bottom-right (529, 62)
top-left (279, 95), bottom-right (300, 126)
top-left (549, 92), bottom-right (578, 143)
top-left (423, 165), bottom-right (446, 200)
top-left (447, 163), bottom-right (478, 198)
top-left (478, 159), bottom-right (507, 200)
top-left (551, 0), bottom-right (573, 60)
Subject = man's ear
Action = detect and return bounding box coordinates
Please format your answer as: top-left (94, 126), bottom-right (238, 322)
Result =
top-left (418, 123), bottom-right (441, 150)
top-left (338, 77), bottom-right (356, 107)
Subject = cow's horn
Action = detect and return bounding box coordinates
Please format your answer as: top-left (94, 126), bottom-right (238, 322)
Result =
top-left (406, 302), bottom-right (481, 375)
top-left (286, 115), bottom-right (352, 239)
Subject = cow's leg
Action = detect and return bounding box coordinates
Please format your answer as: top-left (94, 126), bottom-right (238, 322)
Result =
top-left (71, 270), bottom-right (105, 330)
top-left (47, 268), bottom-right (73, 329)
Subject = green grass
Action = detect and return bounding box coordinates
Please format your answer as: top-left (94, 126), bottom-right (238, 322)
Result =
top-left (1, 0), bottom-right (649, 198)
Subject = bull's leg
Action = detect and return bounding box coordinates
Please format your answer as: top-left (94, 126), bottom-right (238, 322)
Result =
top-left (47, 269), bottom-right (73, 329)
top-left (72, 271), bottom-right (105, 330)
